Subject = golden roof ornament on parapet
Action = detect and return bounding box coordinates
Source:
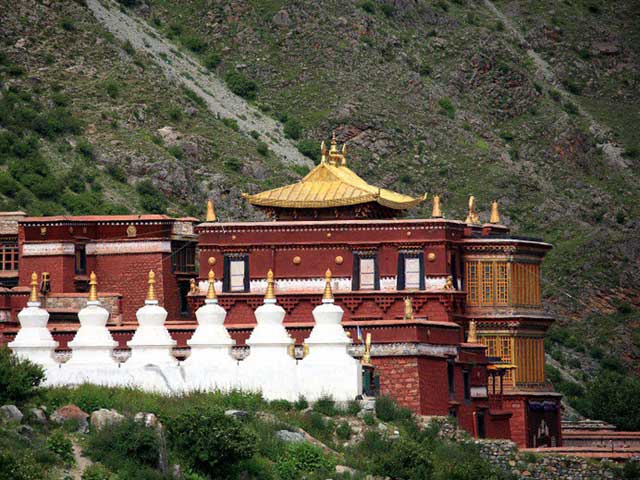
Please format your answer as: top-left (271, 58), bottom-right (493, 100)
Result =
top-left (206, 199), bottom-right (218, 222)
top-left (465, 195), bottom-right (480, 224)
top-left (29, 271), bottom-right (39, 303)
top-left (404, 297), bottom-right (415, 321)
top-left (243, 136), bottom-right (426, 211)
top-left (490, 200), bottom-right (501, 224)
top-left (467, 319), bottom-right (478, 343)
top-left (431, 195), bottom-right (443, 218)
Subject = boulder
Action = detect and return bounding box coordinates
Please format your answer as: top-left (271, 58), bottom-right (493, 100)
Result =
top-left (29, 407), bottom-right (47, 424)
top-left (272, 10), bottom-right (291, 28)
top-left (90, 408), bottom-right (125, 431)
top-left (0, 405), bottom-right (23, 423)
top-left (134, 412), bottom-right (161, 430)
top-left (276, 430), bottom-right (306, 443)
top-left (225, 409), bottom-right (249, 420)
top-left (51, 404), bottom-right (89, 432)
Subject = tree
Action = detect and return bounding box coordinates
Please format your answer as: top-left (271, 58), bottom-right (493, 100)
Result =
top-left (0, 346), bottom-right (45, 404)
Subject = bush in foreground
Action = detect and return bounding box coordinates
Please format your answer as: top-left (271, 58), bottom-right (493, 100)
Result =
top-left (0, 346), bottom-right (45, 404)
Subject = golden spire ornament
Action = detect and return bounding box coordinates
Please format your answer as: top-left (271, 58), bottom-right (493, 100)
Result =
top-left (321, 140), bottom-right (328, 163)
top-left (323, 269), bottom-right (333, 301)
top-left (29, 272), bottom-right (39, 303)
top-left (264, 269), bottom-right (276, 300)
top-left (490, 200), bottom-right (500, 224)
top-left (206, 269), bottom-right (217, 301)
top-left (206, 199), bottom-right (218, 222)
top-left (467, 320), bottom-right (478, 343)
top-left (146, 270), bottom-right (157, 302)
top-left (465, 195), bottom-right (480, 224)
top-left (89, 271), bottom-right (98, 302)
top-left (341, 143), bottom-right (347, 166)
top-left (362, 332), bottom-right (372, 365)
top-left (431, 195), bottom-right (443, 218)
top-left (404, 297), bottom-right (414, 321)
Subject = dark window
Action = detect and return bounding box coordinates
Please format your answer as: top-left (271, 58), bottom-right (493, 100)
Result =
top-left (223, 254), bottom-right (250, 292)
top-left (352, 252), bottom-right (379, 291)
top-left (75, 244), bottom-right (86, 275)
top-left (476, 411), bottom-right (486, 439)
top-left (172, 242), bottom-right (197, 273)
top-left (397, 252), bottom-right (425, 290)
top-left (451, 253), bottom-right (459, 289)
top-left (463, 370), bottom-right (471, 402)
top-left (447, 359), bottom-right (455, 398)
top-left (178, 280), bottom-right (191, 316)
top-left (0, 241), bottom-right (19, 271)
top-left (449, 408), bottom-right (458, 418)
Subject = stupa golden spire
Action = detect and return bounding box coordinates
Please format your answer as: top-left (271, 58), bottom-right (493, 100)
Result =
top-left (206, 199), bottom-right (218, 222)
top-left (431, 195), bottom-right (443, 218)
top-left (206, 269), bottom-right (217, 301)
top-left (147, 270), bottom-right (157, 302)
top-left (29, 272), bottom-right (39, 303)
top-left (323, 269), bottom-right (333, 301)
top-left (264, 269), bottom-right (276, 300)
top-left (89, 271), bottom-right (98, 302)
top-left (490, 200), bottom-right (501, 224)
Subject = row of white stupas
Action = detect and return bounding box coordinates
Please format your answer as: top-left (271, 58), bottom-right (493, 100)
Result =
top-left (8, 269), bottom-right (362, 401)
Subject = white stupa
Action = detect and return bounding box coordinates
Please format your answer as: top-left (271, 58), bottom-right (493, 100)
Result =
top-left (124, 270), bottom-right (181, 393)
top-left (298, 270), bottom-right (362, 401)
top-left (239, 270), bottom-right (298, 400)
top-left (183, 269), bottom-right (237, 390)
top-left (8, 272), bottom-right (59, 368)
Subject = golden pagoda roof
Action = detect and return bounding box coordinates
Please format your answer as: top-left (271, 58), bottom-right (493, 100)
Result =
top-left (243, 137), bottom-right (426, 210)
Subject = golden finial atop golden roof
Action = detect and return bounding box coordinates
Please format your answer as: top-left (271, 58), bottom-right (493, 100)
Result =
top-left (404, 297), bottom-right (414, 321)
top-left (467, 319), bottom-right (478, 343)
top-left (29, 272), bottom-right (39, 303)
top-left (490, 200), bottom-right (500, 224)
top-left (465, 195), bottom-right (480, 224)
top-left (321, 140), bottom-right (328, 163)
top-left (341, 143), bottom-right (347, 166)
top-left (206, 269), bottom-right (217, 301)
top-left (264, 269), bottom-right (276, 300)
top-left (206, 199), bottom-right (218, 222)
top-left (89, 271), bottom-right (98, 302)
top-left (146, 270), bottom-right (157, 302)
top-left (323, 269), bottom-right (333, 301)
top-left (431, 195), bottom-right (443, 218)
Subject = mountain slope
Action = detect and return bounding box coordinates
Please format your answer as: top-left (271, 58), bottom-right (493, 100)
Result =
top-left (0, 0), bottom-right (638, 391)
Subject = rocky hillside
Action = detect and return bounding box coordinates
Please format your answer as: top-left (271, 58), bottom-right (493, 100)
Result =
top-left (0, 1), bottom-right (638, 393)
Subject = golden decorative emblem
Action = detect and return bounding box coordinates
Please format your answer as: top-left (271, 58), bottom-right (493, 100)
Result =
top-left (406, 231), bottom-right (412, 237)
top-left (293, 256), bottom-right (301, 265)
top-left (326, 232), bottom-right (332, 238)
top-left (232, 235), bottom-right (237, 240)
top-left (208, 256), bottom-right (216, 266)
top-left (335, 255), bottom-right (344, 265)
top-left (40, 227), bottom-right (47, 236)
top-left (427, 252), bottom-right (436, 262)
top-left (126, 225), bottom-right (137, 238)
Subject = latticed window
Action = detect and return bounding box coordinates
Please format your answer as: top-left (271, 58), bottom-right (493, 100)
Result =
top-left (465, 260), bottom-right (509, 306)
top-left (481, 335), bottom-right (514, 385)
top-left (512, 263), bottom-right (541, 307)
top-left (0, 241), bottom-right (19, 271)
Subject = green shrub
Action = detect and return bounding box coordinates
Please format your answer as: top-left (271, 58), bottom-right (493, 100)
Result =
top-left (223, 157), bottom-right (242, 172)
top-left (375, 395), bottom-right (412, 422)
top-left (168, 145), bottom-right (184, 159)
top-left (358, 0), bottom-right (376, 14)
top-left (136, 180), bottom-right (167, 214)
top-left (336, 421), bottom-right (352, 440)
top-left (623, 146), bottom-right (639, 159)
top-left (347, 400), bottom-right (361, 415)
top-left (203, 52), bottom-right (221, 70)
top-left (106, 164), bottom-right (127, 183)
top-left (380, 4), bottom-right (395, 17)
top-left (313, 395), bottom-right (337, 416)
top-left (182, 35), bottom-right (207, 53)
top-left (294, 395), bottom-right (309, 410)
top-left (0, 172), bottom-right (20, 196)
top-left (122, 40), bottom-right (135, 56)
top-left (296, 138), bottom-right (319, 162)
top-left (0, 346), bottom-right (45, 404)
top-left (256, 141), bottom-right (269, 156)
top-left (61, 17), bottom-right (76, 32)
top-left (101, 80), bottom-right (121, 99)
top-left (47, 431), bottom-right (75, 466)
top-left (82, 463), bottom-right (118, 480)
top-left (0, 450), bottom-right (44, 480)
top-left (32, 107), bottom-right (82, 138)
top-left (283, 118), bottom-right (302, 140)
top-left (225, 71), bottom-right (257, 100)
top-left (419, 63), bottom-right (432, 77)
top-left (563, 101), bottom-right (579, 115)
top-left (438, 98), bottom-right (455, 119)
top-left (183, 88), bottom-right (206, 107)
top-left (276, 442), bottom-right (334, 480)
top-left (77, 139), bottom-right (94, 159)
top-left (86, 419), bottom-right (159, 470)
top-left (222, 117), bottom-right (239, 131)
top-left (168, 405), bottom-right (257, 476)
top-left (269, 399), bottom-right (292, 411)
top-left (363, 412), bottom-right (376, 426)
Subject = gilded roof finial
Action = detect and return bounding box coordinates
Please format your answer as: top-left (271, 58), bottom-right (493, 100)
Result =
top-left (465, 195), bottom-right (480, 224)
top-left (467, 319), bottom-right (478, 343)
top-left (206, 199), bottom-right (218, 222)
top-left (328, 132), bottom-right (340, 165)
top-left (146, 270), bottom-right (157, 303)
top-left (362, 332), bottom-right (372, 365)
top-left (404, 297), bottom-right (414, 321)
top-left (29, 272), bottom-right (39, 303)
top-left (321, 140), bottom-right (328, 163)
top-left (432, 195), bottom-right (443, 218)
top-left (322, 269), bottom-right (333, 301)
top-left (490, 200), bottom-right (500, 224)
top-left (89, 271), bottom-right (98, 302)
top-left (206, 269), bottom-right (217, 301)
top-left (264, 269), bottom-right (276, 300)
top-left (341, 143), bottom-right (347, 166)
